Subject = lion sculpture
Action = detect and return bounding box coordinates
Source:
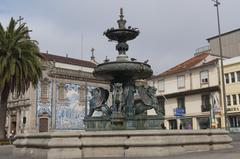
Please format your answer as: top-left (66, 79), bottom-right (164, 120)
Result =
top-left (88, 87), bottom-right (112, 117)
top-left (134, 85), bottom-right (163, 116)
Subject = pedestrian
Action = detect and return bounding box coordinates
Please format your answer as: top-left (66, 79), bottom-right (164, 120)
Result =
top-left (9, 130), bottom-right (15, 144)
top-left (180, 123), bottom-right (183, 129)
top-left (4, 128), bottom-right (7, 139)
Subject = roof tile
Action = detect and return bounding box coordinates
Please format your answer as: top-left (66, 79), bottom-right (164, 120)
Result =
top-left (40, 52), bottom-right (96, 68)
top-left (155, 52), bottom-right (210, 77)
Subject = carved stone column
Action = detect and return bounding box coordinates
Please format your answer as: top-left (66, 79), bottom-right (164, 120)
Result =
top-left (51, 80), bottom-right (57, 130)
top-left (16, 109), bottom-right (21, 134)
top-left (23, 108), bottom-right (29, 133)
top-left (58, 83), bottom-right (65, 101)
top-left (7, 113), bottom-right (11, 137)
top-left (21, 108), bottom-right (26, 133)
top-left (79, 85), bottom-right (86, 106)
top-left (20, 109), bottom-right (24, 133)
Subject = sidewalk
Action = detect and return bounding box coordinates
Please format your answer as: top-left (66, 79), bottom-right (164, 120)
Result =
top-left (156, 142), bottom-right (240, 159)
top-left (0, 145), bottom-right (29, 159)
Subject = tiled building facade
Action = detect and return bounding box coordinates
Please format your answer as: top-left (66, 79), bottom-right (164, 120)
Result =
top-left (6, 53), bottom-right (108, 136)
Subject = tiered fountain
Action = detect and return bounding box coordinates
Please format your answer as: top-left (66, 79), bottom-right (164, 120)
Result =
top-left (84, 8), bottom-right (164, 130)
top-left (13, 9), bottom-right (232, 159)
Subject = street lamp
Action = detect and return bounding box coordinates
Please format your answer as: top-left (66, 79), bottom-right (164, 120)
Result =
top-left (212, 0), bottom-right (228, 130)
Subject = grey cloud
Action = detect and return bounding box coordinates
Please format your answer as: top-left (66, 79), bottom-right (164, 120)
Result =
top-left (1, 0), bottom-right (240, 74)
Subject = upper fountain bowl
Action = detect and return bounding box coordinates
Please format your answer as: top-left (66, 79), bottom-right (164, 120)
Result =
top-left (104, 28), bottom-right (139, 42)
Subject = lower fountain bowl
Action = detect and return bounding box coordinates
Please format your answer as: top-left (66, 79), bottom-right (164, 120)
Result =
top-left (93, 61), bottom-right (153, 82)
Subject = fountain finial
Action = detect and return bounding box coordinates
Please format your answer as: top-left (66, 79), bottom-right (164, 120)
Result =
top-left (117, 8), bottom-right (126, 29)
top-left (104, 8), bottom-right (140, 61)
top-left (120, 8), bottom-right (124, 19)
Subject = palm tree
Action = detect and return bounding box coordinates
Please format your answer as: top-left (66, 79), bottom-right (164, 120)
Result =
top-left (0, 18), bottom-right (42, 139)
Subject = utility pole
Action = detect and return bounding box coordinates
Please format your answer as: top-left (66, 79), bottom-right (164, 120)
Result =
top-left (212, 0), bottom-right (228, 130)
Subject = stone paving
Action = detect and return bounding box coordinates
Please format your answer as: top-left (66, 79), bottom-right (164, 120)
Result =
top-left (1, 133), bottom-right (239, 159)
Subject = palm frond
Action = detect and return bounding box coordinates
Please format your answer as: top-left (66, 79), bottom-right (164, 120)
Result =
top-left (0, 17), bottom-right (42, 98)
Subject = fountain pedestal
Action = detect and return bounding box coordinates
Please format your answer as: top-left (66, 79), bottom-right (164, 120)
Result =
top-left (110, 112), bottom-right (125, 130)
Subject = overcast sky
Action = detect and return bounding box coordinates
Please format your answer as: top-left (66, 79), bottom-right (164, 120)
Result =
top-left (1, 0), bottom-right (240, 74)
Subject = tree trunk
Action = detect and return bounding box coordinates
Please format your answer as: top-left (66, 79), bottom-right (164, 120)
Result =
top-left (0, 86), bottom-right (10, 140)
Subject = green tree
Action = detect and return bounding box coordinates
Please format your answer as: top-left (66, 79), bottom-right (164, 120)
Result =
top-left (0, 18), bottom-right (42, 139)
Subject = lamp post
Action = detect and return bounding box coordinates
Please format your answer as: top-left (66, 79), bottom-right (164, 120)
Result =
top-left (212, 0), bottom-right (228, 130)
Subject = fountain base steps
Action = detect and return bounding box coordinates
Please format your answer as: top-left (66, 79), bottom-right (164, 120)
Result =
top-left (13, 129), bottom-right (232, 159)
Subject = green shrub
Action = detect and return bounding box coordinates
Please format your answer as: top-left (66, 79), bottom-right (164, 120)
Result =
top-left (0, 139), bottom-right (10, 145)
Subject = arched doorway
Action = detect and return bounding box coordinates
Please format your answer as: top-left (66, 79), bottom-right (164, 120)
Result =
top-left (39, 118), bottom-right (48, 132)
top-left (38, 112), bottom-right (49, 132)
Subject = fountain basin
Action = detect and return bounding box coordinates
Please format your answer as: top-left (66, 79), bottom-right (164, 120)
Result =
top-left (13, 129), bottom-right (232, 159)
top-left (93, 61), bottom-right (153, 82)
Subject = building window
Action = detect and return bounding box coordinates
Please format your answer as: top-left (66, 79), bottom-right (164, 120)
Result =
top-left (158, 98), bottom-right (165, 115)
top-left (229, 116), bottom-right (240, 128)
top-left (201, 94), bottom-right (211, 112)
top-left (169, 119), bottom-right (177, 130)
top-left (232, 94), bottom-right (237, 105)
top-left (180, 118), bottom-right (193, 130)
top-left (39, 117), bottom-right (48, 132)
top-left (225, 74), bottom-right (229, 84)
top-left (158, 79), bottom-right (164, 92)
top-left (41, 81), bottom-right (48, 100)
top-left (239, 94), bottom-right (240, 105)
top-left (148, 81), bottom-right (154, 87)
top-left (231, 72), bottom-right (235, 83)
top-left (153, 81), bottom-right (156, 88)
top-left (177, 75), bottom-right (185, 88)
top-left (237, 71), bottom-right (240, 82)
top-left (200, 71), bottom-right (208, 84)
top-left (198, 117), bottom-right (210, 129)
top-left (177, 96), bottom-right (185, 111)
top-left (226, 95), bottom-right (231, 106)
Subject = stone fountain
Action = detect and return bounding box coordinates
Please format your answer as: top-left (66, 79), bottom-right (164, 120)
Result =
top-left (13, 9), bottom-right (232, 159)
top-left (84, 8), bottom-right (164, 130)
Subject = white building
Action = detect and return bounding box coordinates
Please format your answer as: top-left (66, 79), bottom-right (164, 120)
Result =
top-left (148, 52), bottom-right (223, 130)
top-left (223, 56), bottom-right (240, 132)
